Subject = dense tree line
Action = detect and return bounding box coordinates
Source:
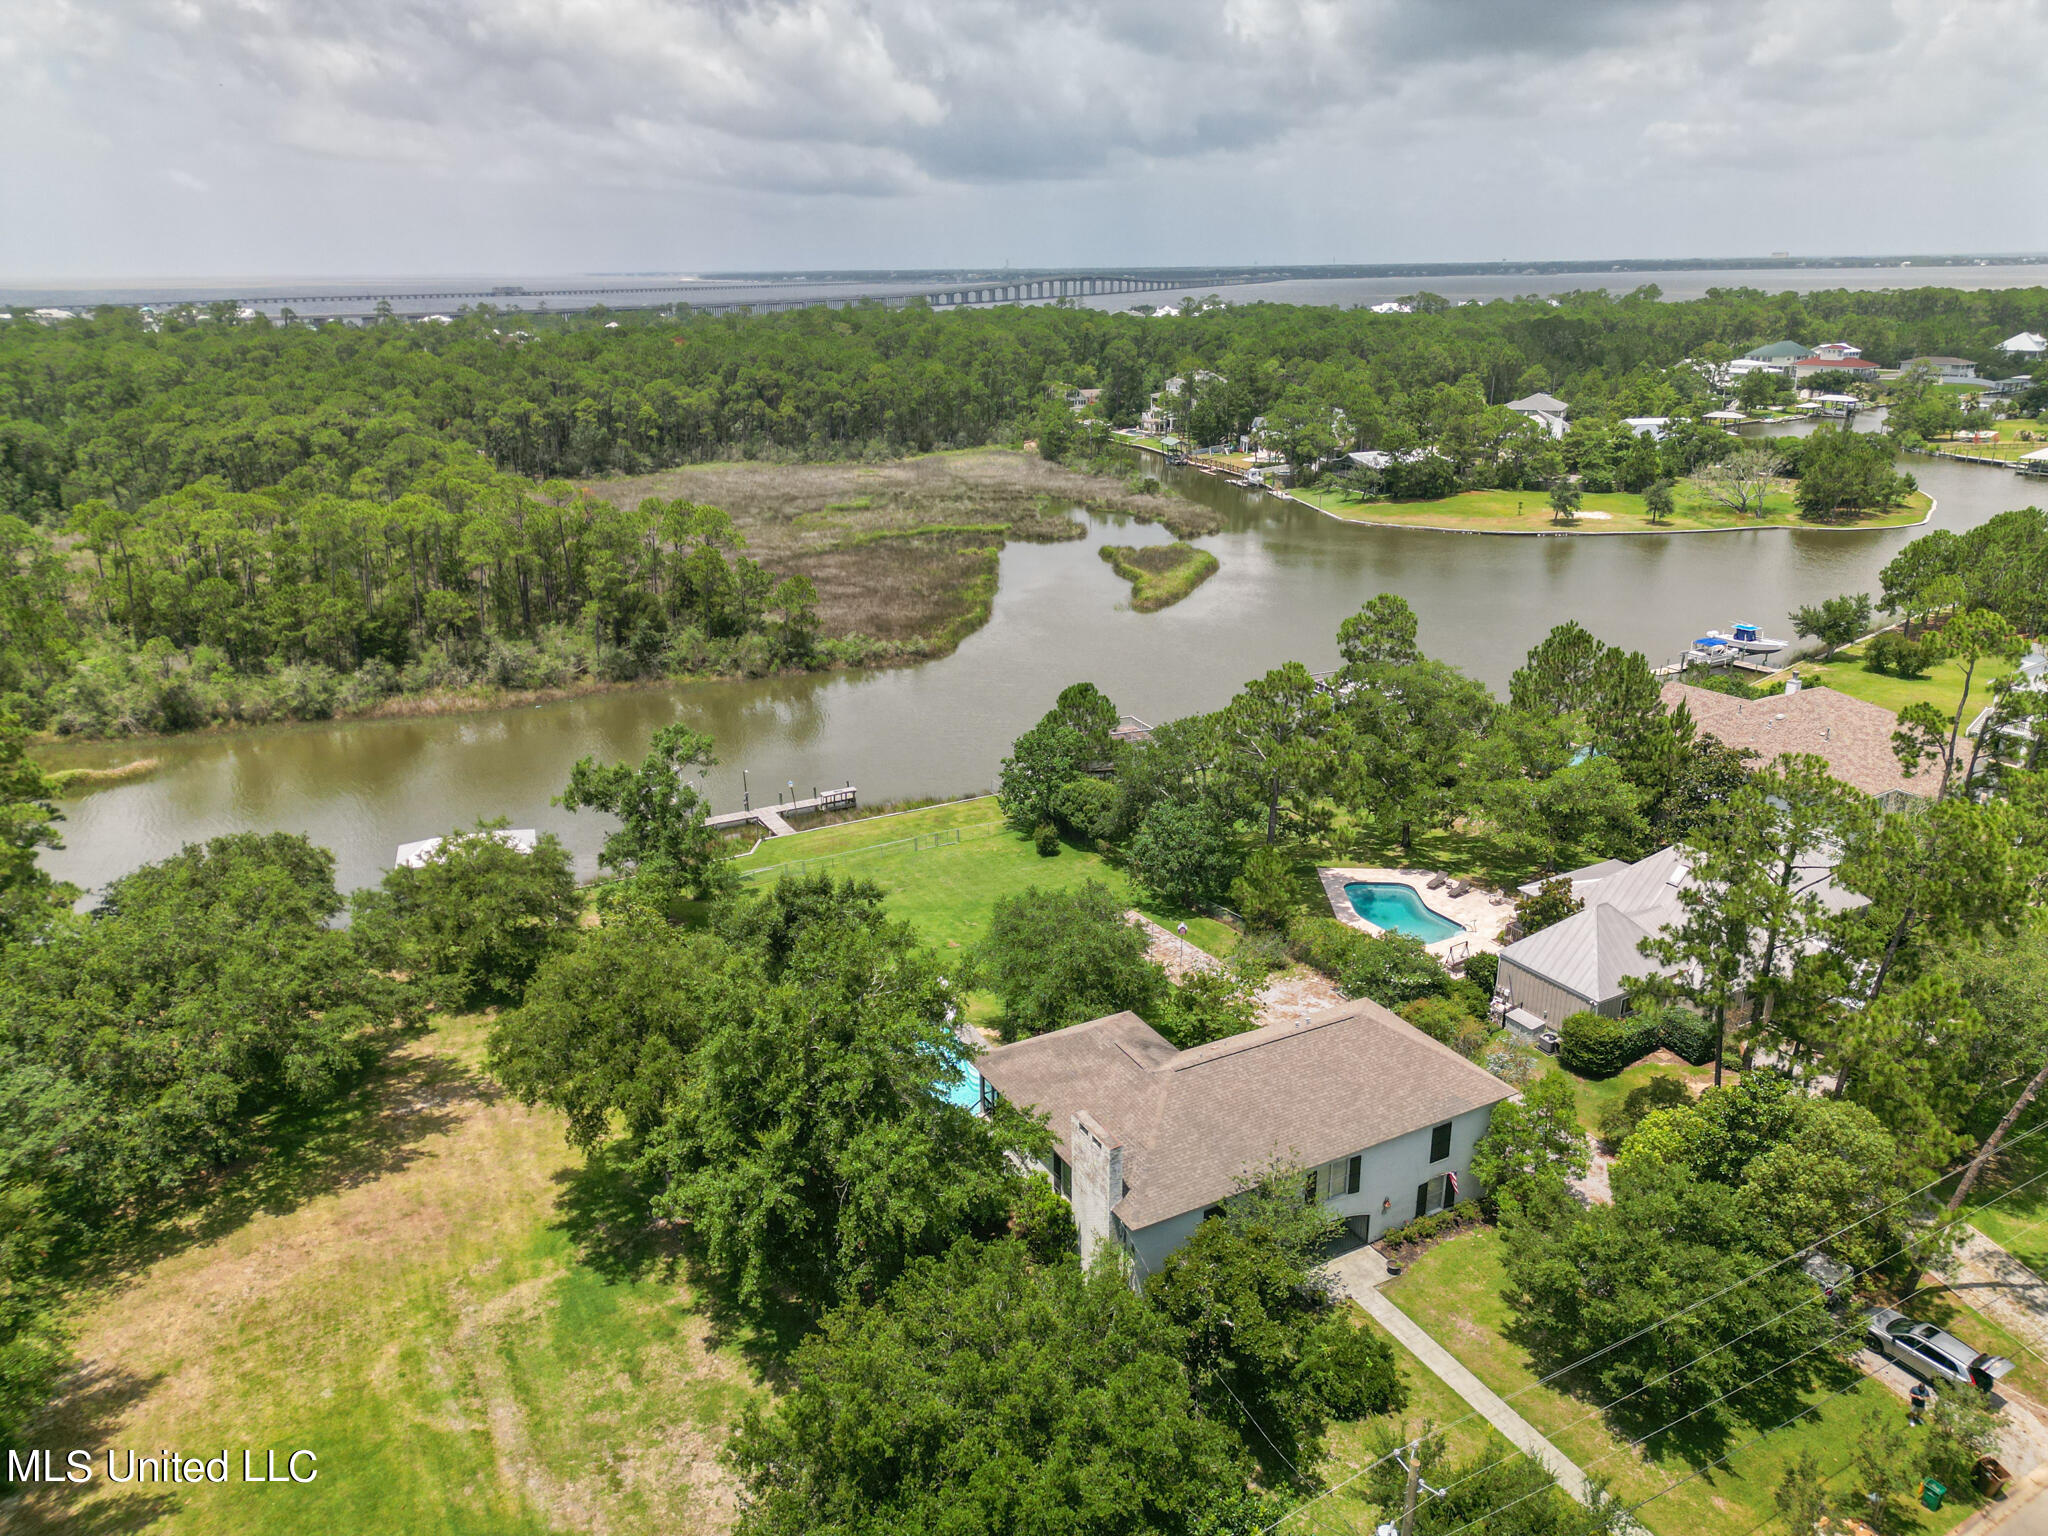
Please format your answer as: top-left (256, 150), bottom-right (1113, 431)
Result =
top-left (3, 287), bottom-right (2042, 733)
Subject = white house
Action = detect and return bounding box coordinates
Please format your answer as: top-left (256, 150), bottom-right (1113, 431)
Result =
top-left (1810, 341), bottom-right (1863, 361)
top-left (1504, 391), bottom-right (1570, 438)
top-left (1793, 354), bottom-right (1880, 383)
top-left (975, 1001), bottom-right (1513, 1279)
top-left (1899, 356), bottom-right (1980, 383)
top-left (1999, 332), bottom-right (2047, 359)
top-left (1621, 417), bottom-right (1672, 440)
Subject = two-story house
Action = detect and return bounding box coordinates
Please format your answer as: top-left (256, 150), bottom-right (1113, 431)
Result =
top-left (974, 1000), bottom-right (1513, 1280)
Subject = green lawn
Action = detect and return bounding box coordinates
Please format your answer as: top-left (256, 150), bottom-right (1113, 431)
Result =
top-left (1922, 415), bottom-right (2047, 462)
top-left (1300, 1309), bottom-right (1517, 1536)
top-left (1533, 1055), bottom-right (1720, 1141)
top-left (1291, 481), bottom-right (1932, 536)
top-left (1761, 649), bottom-right (2021, 720)
top-left (1330, 816), bottom-right (1546, 891)
top-left (1381, 1228), bottom-right (1977, 1536)
top-left (732, 795), bottom-right (1238, 957)
top-left (14, 1015), bottom-right (766, 1536)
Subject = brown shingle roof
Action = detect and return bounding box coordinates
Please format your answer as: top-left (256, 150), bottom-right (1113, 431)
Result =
top-left (975, 1001), bottom-right (1514, 1230)
top-left (1662, 681), bottom-right (1929, 800)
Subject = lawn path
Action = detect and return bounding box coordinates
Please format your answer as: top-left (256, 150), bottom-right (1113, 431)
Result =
top-left (1341, 1272), bottom-right (1596, 1505)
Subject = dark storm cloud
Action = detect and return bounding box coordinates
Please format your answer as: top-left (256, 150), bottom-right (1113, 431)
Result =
top-left (1, 0), bottom-right (2043, 274)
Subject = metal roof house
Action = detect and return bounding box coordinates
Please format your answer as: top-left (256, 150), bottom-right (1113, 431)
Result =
top-left (1504, 392), bottom-right (1570, 439)
top-left (1999, 332), bottom-right (2047, 358)
top-left (1494, 842), bottom-right (1857, 1029)
top-left (1744, 340), bottom-right (1810, 361)
top-left (975, 1001), bottom-right (1513, 1279)
top-left (1496, 846), bottom-right (1692, 1026)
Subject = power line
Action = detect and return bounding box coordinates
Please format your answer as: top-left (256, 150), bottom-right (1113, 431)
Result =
top-left (1263, 1111), bottom-right (2048, 1534)
top-left (1408, 1129), bottom-right (2048, 1514)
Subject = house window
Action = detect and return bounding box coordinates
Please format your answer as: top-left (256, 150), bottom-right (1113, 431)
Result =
top-left (1342, 1155), bottom-right (1363, 1196)
top-left (1049, 1151), bottom-right (1072, 1200)
top-left (1430, 1122), bottom-right (1453, 1163)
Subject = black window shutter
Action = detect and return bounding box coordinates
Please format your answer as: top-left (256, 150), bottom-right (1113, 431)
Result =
top-left (1347, 1154), bottom-right (1363, 1195)
top-left (1415, 1182), bottom-right (1429, 1220)
top-left (1430, 1122), bottom-right (1453, 1162)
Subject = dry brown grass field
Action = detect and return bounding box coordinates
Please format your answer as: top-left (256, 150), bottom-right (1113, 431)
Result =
top-left (11, 1017), bottom-right (765, 1536)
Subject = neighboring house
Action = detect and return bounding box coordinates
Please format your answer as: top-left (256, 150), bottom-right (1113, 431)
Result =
top-left (1494, 842), bottom-right (1857, 1027)
top-left (1792, 354), bottom-right (1880, 382)
top-left (1744, 340), bottom-right (1810, 363)
top-left (1899, 356), bottom-right (1980, 383)
top-left (1811, 341), bottom-right (1863, 361)
top-left (1966, 650), bottom-right (2048, 755)
top-left (1661, 680), bottom-right (1932, 805)
top-left (1497, 846), bottom-right (1692, 1025)
top-left (974, 1001), bottom-right (1513, 1278)
top-left (1504, 392), bottom-right (1570, 438)
top-left (2000, 332), bottom-right (2047, 359)
top-left (1621, 416), bottom-right (1672, 440)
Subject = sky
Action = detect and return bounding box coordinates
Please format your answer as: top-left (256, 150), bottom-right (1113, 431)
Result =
top-left (4, 0), bottom-right (2045, 280)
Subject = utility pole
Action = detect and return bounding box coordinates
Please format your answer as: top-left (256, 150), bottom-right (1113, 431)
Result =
top-left (1399, 1442), bottom-right (1420, 1536)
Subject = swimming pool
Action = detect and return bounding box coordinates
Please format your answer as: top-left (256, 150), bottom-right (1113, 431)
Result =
top-left (1343, 882), bottom-right (1465, 943)
top-left (938, 1062), bottom-right (986, 1110)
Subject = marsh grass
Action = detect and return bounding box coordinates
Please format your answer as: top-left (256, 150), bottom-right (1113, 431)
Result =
top-left (49, 757), bottom-right (161, 793)
top-left (589, 449), bottom-right (1217, 645)
top-left (1098, 541), bottom-right (1221, 611)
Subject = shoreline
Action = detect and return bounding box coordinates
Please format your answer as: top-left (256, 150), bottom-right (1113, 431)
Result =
top-left (1116, 434), bottom-right (1938, 537)
top-left (1281, 489), bottom-right (1937, 537)
top-left (30, 650), bottom-right (935, 751)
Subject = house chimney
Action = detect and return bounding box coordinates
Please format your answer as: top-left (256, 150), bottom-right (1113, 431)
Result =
top-left (1785, 677), bottom-right (1801, 695)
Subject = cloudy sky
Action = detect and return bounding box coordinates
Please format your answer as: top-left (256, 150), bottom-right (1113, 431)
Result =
top-left (4, 0), bottom-right (2043, 279)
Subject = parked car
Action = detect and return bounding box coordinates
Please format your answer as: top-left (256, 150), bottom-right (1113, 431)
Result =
top-left (1866, 1308), bottom-right (2015, 1392)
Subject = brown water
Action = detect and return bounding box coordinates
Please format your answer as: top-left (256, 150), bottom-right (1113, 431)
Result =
top-left (39, 434), bottom-right (2043, 897)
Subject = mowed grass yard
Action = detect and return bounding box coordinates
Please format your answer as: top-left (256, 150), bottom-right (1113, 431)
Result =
top-left (729, 795), bottom-right (1240, 956)
top-left (1764, 648), bottom-right (2021, 720)
top-left (1381, 1229), bottom-right (1979, 1536)
top-left (1292, 481), bottom-right (1932, 535)
top-left (13, 1016), bottom-right (765, 1536)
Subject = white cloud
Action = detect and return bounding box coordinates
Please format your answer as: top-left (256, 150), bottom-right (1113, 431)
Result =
top-left (0, 0), bottom-right (2043, 274)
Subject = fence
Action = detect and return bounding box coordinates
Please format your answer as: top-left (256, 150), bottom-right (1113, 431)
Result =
top-left (736, 819), bottom-right (1008, 882)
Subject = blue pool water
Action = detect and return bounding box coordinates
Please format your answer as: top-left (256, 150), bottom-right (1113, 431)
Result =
top-left (940, 1063), bottom-right (985, 1110)
top-left (1343, 882), bottom-right (1465, 943)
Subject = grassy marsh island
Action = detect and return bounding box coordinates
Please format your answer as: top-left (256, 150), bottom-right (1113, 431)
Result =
top-left (1096, 541), bottom-right (1220, 610)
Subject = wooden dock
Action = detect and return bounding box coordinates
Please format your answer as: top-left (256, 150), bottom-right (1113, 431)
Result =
top-left (705, 785), bottom-right (856, 838)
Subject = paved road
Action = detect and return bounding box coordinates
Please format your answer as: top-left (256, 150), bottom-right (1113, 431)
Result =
top-left (1327, 1242), bottom-right (1596, 1505)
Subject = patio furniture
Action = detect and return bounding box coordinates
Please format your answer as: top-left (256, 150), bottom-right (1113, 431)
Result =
top-left (1448, 880), bottom-right (1471, 897)
top-left (1426, 873), bottom-right (1449, 890)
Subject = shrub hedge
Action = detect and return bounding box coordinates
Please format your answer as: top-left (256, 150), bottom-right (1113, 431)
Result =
top-left (1558, 1011), bottom-right (1658, 1078)
top-left (1559, 1004), bottom-right (1719, 1076)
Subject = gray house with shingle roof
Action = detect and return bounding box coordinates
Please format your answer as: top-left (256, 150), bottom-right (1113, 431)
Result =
top-left (975, 1001), bottom-right (1514, 1280)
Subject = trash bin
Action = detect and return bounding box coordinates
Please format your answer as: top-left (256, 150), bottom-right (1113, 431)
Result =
top-left (1977, 1457), bottom-right (2013, 1498)
top-left (1921, 1479), bottom-right (1947, 1511)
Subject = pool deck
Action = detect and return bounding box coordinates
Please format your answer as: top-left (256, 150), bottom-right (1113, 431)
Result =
top-left (1317, 867), bottom-right (1514, 966)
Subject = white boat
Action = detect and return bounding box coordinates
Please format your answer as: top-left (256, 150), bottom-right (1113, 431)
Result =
top-left (1684, 638), bottom-right (1736, 668)
top-left (1707, 623), bottom-right (1788, 656)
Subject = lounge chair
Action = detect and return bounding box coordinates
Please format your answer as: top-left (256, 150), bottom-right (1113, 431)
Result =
top-left (1426, 872), bottom-right (1449, 890)
top-left (1448, 880), bottom-right (1471, 898)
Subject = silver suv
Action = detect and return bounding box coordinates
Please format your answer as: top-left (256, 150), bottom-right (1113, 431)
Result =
top-left (1866, 1308), bottom-right (2015, 1392)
